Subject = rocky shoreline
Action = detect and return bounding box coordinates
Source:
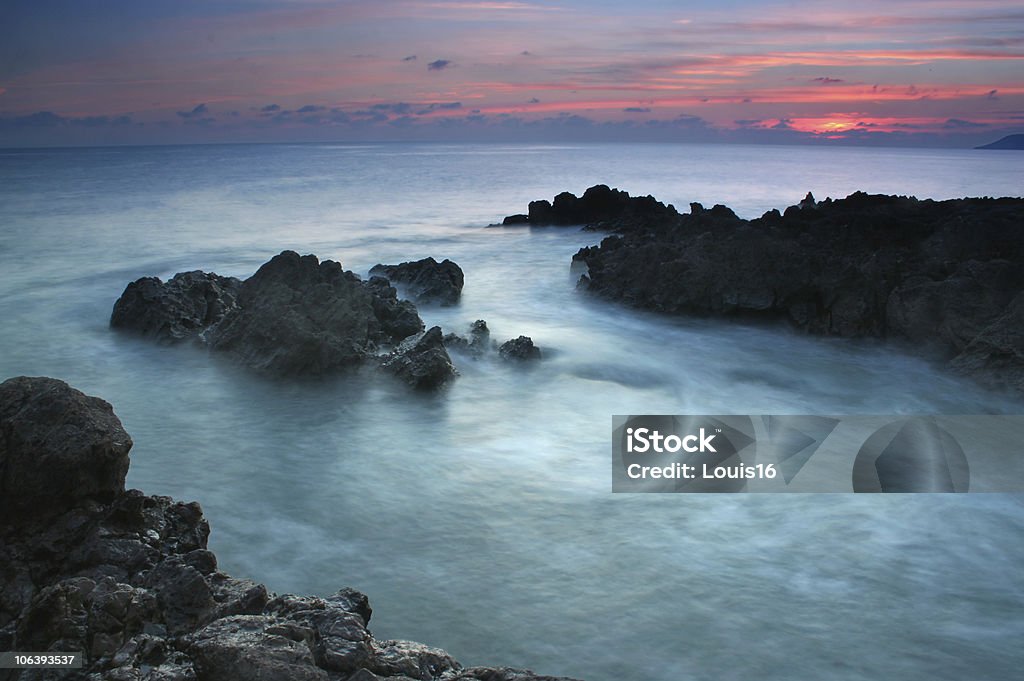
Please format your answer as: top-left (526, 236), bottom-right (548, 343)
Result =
top-left (0, 376), bottom-right (578, 681)
top-left (503, 185), bottom-right (1024, 394)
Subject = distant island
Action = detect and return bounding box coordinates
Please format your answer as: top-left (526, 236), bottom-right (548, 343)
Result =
top-left (977, 134), bottom-right (1024, 150)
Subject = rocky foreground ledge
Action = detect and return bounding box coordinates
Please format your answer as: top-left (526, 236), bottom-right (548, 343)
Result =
top-left (0, 376), bottom-right (577, 681)
top-left (504, 185), bottom-right (1024, 393)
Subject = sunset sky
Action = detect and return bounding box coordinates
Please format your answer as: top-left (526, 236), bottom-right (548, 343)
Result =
top-left (2, 0), bottom-right (1023, 147)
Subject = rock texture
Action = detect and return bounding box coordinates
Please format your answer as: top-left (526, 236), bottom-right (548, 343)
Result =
top-left (0, 376), bottom-right (581, 681)
top-left (112, 251), bottom-right (427, 381)
top-left (109, 272), bottom-right (241, 343)
top-left (369, 258), bottom-right (465, 306)
top-left (497, 337), bottom-right (541, 362)
top-left (506, 186), bottom-right (1024, 393)
top-left (380, 327), bottom-right (458, 390)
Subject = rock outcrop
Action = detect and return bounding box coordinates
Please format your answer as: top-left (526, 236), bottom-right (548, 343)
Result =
top-left (110, 272), bottom-right (241, 343)
top-left (504, 187), bottom-right (1024, 392)
top-left (369, 258), bottom-right (464, 307)
top-left (112, 251), bottom-right (428, 380)
top-left (502, 184), bottom-right (678, 232)
top-left (0, 376), bottom-right (581, 681)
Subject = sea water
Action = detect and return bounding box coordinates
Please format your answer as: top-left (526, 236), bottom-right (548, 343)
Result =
top-left (1, 142), bottom-right (1023, 681)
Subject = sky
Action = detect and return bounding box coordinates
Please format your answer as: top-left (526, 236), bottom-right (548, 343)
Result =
top-left (1, 0), bottom-right (1023, 147)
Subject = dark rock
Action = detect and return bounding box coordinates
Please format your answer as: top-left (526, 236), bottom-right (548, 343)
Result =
top-left (204, 251), bottom-right (424, 375)
top-left (950, 291), bottom-right (1024, 392)
top-left (498, 336), bottom-right (541, 361)
top-left (0, 376), bottom-right (132, 517)
top-left (111, 252), bottom-right (428, 379)
top-left (502, 214), bottom-right (529, 225)
top-left (505, 184), bottom-right (678, 232)
top-left (444, 320), bottom-right (491, 357)
top-left (1, 378), bottom-right (583, 681)
top-left (189, 615), bottom-right (328, 681)
top-left (382, 327), bottom-right (458, 390)
top-left (369, 257), bottom-right (465, 306)
top-left (368, 639), bottom-right (460, 680)
top-left (556, 187), bottom-right (1024, 391)
top-left (110, 271), bottom-right (241, 343)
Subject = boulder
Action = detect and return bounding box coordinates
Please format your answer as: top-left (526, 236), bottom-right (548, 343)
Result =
top-left (382, 327), bottom-right (458, 390)
top-left (205, 251), bottom-right (397, 374)
top-left (0, 376), bottom-right (132, 516)
top-left (369, 257), bottom-right (465, 306)
top-left (498, 336), bottom-right (541, 362)
top-left (110, 271), bottom-right (241, 343)
top-left (112, 252), bottom-right (431, 381)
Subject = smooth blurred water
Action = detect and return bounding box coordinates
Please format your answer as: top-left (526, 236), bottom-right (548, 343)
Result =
top-left (2, 143), bottom-right (1023, 681)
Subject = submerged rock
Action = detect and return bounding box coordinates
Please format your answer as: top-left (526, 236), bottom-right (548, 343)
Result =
top-left (369, 257), bottom-right (465, 306)
top-left (110, 271), bottom-right (241, 343)
top-left (444, 320), bottom-right (491, 357)
top-left (0, 376), bottom-right (582, 681)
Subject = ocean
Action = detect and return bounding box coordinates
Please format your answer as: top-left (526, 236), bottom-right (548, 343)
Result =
top-left (2, 142), bottom-right (1023, 681)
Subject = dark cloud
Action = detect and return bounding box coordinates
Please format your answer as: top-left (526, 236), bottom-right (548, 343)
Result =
top-left (415, 102), bottom-right (462, 115)
top-left (623, 107), bottom-right (651, 113)
top-left (521, 50), bottom-right (532, 56)
top-left (261, 104), bottom-right (281, 113)
top-left (297, 105), bottom-right (326, 113)
top-left (0, 111), bottom-right (134, 129)
top-left (402, 55), bottom-right (418, 61)
top-left (427, 59), bottom-right (452, 71)
top-left (734, 119), bottom-right (763, 127)
top-left (176, 103), bottom-right (208, 119)
top-left (528, 98), bottom-right (540, 104)
top-left (944, 118), bottom-right (989, 129)
top-left (772, 118), bottom-right (794, 130)
top-left (811, 77), bottom-right (843, 84)
top-left (986, 89), bottom-right (999, 100)
top-left (370, 102), bottom-right (413, 114)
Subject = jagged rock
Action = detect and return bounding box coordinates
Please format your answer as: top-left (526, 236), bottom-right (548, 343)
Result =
top-left (111, 252), bottom-right (431, 381)
top-left (110, 271), bottom-right (241, 343)
top-left (502, 214), bottom-right (529, 226)
top-left (369, 257), bottom-right (465, 306)
top-left (189, 615), bottom-right (328, 681)
top-left (382, 327), bottom-right (458, 390)
top-left (498, 336), bottom-right (541, 361)
top-left (444, 320), bottom-right (490, 357)
top-left (1, 379), bottom-right (586, 681)
top-left (506, 184), bottom-right (678, 231)
top-left (368, 640), bottom-right (460, 680)
top-left (551, 187), bottom-right (1024, 391)
top-left (0, 376), bottom-right (132, 517)
top-left (204, 251), bottom-right (410, 374)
